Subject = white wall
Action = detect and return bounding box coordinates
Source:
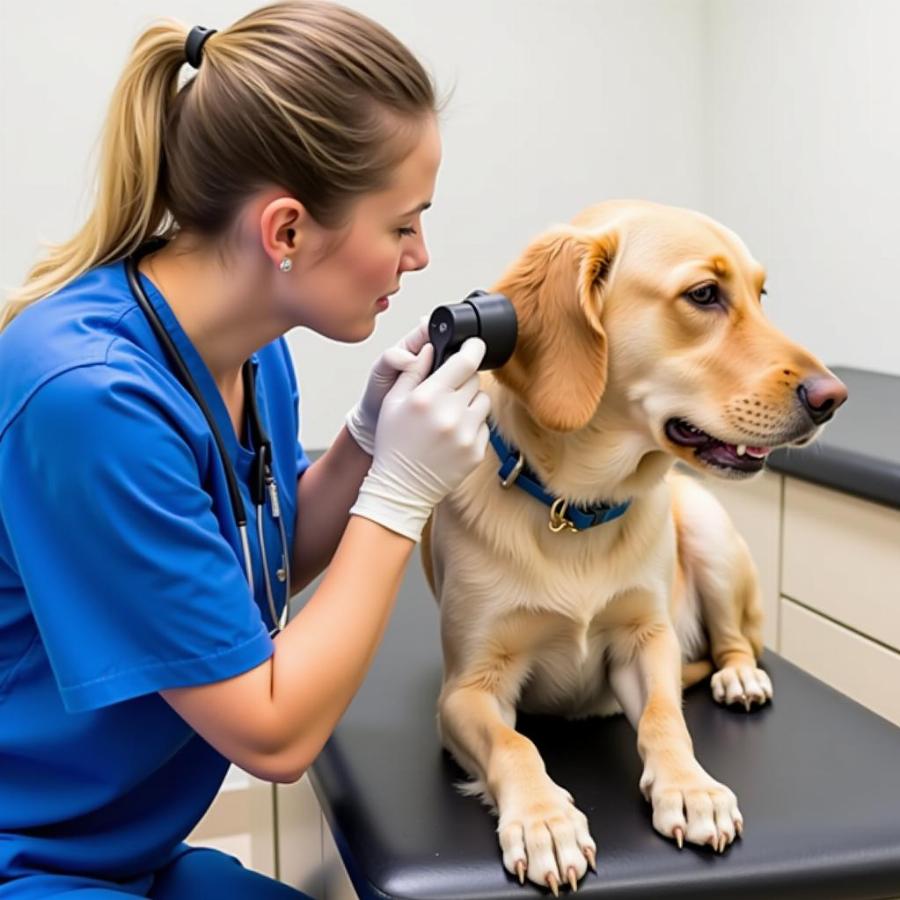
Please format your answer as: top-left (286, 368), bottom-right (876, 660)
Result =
top-left (0, 0), bottom-right (707, 448)
top-left (5, 2), bottom-right (894, 451)
top-left (705, 0), bottom-right (900, 377)
top-left (288, 0), bottom-right (710, 447)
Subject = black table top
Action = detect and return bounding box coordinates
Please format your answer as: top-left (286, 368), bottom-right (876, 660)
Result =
top-left (306, 553), bottom-right (900, 900)
top-left (767, 366), bottom-right (900, 509)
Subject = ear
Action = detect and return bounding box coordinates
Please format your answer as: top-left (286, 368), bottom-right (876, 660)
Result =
top-left (492, 226), bottom-right (617, 431)
top-left (258, 195), bottom-right (308, 265)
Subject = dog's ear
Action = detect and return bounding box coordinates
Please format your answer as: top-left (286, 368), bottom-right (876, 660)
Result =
top-left (492, 227), bottom-right (617, 432)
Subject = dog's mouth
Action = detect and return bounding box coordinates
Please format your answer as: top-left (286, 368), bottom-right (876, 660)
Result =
top-left (664, 418), bottom-right (771, 473)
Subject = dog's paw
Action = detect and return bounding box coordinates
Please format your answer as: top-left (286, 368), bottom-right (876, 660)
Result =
top-left (710, 664), bottom-right (773, 710)
top-left (641, 763), bottom-right (743, 853)
top-left (497, 783), bottom-right (596, 893)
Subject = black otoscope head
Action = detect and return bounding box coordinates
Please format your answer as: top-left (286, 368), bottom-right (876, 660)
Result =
top-left (428, 291), bottom-right (518, 374)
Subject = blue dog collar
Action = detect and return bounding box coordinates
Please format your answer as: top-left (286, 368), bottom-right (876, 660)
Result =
top-left (489, 423), bottom-right (631, 533)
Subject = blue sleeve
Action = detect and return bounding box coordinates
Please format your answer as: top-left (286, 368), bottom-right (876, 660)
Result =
top-left (0, 364), bottom-right (273, 713)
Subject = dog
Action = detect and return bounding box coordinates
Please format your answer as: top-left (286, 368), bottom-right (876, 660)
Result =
top-left (421, 199), bottom-right (847, 893)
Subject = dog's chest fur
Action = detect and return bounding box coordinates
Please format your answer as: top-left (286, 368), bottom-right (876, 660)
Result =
top-left (433, 477), bottom-right (681, 719)
top-left (517, 616), bottom-right (624, 718)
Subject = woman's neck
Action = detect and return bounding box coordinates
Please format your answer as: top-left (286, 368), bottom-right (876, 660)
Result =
top-left (137, 238), bottom-right (276, 391)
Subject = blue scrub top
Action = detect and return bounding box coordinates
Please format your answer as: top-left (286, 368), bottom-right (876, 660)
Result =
top-left (0, 260), bottom-right (311, 881)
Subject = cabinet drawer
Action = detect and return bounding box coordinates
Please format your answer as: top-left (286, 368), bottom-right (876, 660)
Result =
top-left (782, 478), bottom-right (900, 651)
top-left (780, 597), bottom-right (900, 727)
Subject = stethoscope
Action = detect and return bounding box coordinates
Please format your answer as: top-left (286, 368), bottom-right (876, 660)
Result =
top-left (125, 240), bottom-right (290, 635)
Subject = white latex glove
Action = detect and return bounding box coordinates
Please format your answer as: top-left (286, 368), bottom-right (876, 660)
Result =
top-left (345, 317), bottom-right (430, 456)
top-left (349, 337), bottom-right (492, 542)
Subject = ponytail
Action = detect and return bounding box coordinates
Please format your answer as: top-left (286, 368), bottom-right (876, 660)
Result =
top-left (3, 1), bottom-right (437, 331)
top-left (1, 21), bottom-right (186, 329)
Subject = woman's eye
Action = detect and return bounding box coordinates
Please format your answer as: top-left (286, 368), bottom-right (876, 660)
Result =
top-left (397, 226), bottom-right (417, 237)
top-left (685, 283), bottom-right (720, 306)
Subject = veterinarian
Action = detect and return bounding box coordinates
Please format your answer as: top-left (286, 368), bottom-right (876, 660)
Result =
top-left (0, 2), bottom-right (491, 897)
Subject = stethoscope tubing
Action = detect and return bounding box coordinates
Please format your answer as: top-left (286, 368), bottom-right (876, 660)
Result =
top-left (125, 243), bottom-right (290, 635)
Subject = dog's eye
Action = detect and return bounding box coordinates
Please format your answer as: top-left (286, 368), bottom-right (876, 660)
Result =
top-left (685, 283), bottom-right (720, 306)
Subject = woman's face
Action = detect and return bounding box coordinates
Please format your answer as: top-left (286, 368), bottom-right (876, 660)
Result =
top-left (277, 116), bottom-right (442, 342)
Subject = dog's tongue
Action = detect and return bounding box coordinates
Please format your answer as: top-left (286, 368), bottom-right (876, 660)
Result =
top-left (703, 442), bottom-right (767, 470)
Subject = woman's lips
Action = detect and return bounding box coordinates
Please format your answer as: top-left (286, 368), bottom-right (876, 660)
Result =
top-left (376, 287), bottom-right (399, 311)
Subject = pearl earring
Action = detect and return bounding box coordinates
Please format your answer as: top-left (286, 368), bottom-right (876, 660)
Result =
top-left (279, 257), bottom-right (293, 273)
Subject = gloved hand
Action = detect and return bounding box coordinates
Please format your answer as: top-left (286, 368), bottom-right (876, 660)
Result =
top-left (345, 317), bottom-right (430, 456)
top-left (349, 337), bottom-right (492, 542)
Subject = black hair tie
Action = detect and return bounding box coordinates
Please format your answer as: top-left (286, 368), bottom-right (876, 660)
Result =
top-left (185, 25), bottom-right (217, 69)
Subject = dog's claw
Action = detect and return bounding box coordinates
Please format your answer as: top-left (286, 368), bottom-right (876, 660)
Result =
top-left (673, 827), bottom-right (684, 849)
top-left (546, 872), bottom-right (560, 897)
top-left (742, 696), bottom-right (751, 712)
top-left (515, 860), bottom-right (526, 885)
top-left (567, 866), bottom-right (578, 892)
top-left (583, 846), bottom-right (597, 872)
top-left (735, 819), bottom-right (744, 837)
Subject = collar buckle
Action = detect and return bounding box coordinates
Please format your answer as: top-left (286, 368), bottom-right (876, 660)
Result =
top-left (549, 497), bottom-right (580, 534)
top-left (500, 452), bottom-right (526, 489)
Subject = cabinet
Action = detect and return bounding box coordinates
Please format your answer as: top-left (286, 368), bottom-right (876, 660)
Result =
top-left (702, 470), bottom-right (900, 728)
top-left (781, 478), bottom-right (900, 653)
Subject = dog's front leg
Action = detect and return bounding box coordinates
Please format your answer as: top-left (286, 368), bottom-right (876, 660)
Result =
top-left (439, 680), bottom-right (596, 893)
top-left (610, 619), bottom-right (743, 853)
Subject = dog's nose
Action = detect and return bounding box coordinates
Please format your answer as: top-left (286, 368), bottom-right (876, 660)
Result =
top-left (797, 375), bottom-right (848, 425)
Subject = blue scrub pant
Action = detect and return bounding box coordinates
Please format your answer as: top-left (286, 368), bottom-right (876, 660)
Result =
top-left (0, 847), bottom-right (311, 899)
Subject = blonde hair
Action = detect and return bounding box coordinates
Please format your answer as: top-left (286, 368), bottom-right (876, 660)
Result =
top-left (2, 1), bottom-right (437, 330)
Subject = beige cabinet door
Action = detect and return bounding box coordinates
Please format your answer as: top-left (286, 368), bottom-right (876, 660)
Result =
top-left (780, 597), bottom-right (900, 727)
top-left (782, 478), bottom-right (900, 651)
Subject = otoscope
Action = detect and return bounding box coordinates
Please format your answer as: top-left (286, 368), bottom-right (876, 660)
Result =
top-left (428, 290), bottom-right (518, 374)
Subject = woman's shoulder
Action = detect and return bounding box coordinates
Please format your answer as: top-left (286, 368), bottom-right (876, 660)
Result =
top-left (2, 260), bottom-right (135, 349)
top-left (0, 261), bottom-right (159, 439)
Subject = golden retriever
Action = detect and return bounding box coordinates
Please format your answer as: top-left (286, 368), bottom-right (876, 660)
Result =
top-left (421, 199), bottom-right (847, 893)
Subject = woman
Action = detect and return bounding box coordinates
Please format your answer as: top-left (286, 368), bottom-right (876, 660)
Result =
top-left (0, 2), bottom-right (491, 897)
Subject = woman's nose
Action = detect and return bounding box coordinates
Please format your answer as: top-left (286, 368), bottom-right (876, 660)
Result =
top-left (797, 375), bottom-right (848, 425)
top-left (402, 237), bottom-right (429, 273)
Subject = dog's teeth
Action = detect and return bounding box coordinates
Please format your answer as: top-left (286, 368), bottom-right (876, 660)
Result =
top-left (736, 444), bottom-right (747, 456)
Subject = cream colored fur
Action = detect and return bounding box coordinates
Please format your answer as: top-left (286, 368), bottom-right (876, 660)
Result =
top-left (421, 200), bottom-right (843, 892)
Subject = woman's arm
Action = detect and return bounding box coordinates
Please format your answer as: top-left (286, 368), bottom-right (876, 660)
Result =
top-left (162, 513), bottom-right (413, 782)
top-left (161, 338), bottom-right (488, 784)
top-left (286, 320), bottom-right (433, 591)
top-left (289, 425), bottom-right (372, 593)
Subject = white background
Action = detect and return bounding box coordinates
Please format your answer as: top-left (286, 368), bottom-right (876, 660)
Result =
top-left (2, 0), bottom-right (897, 448)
